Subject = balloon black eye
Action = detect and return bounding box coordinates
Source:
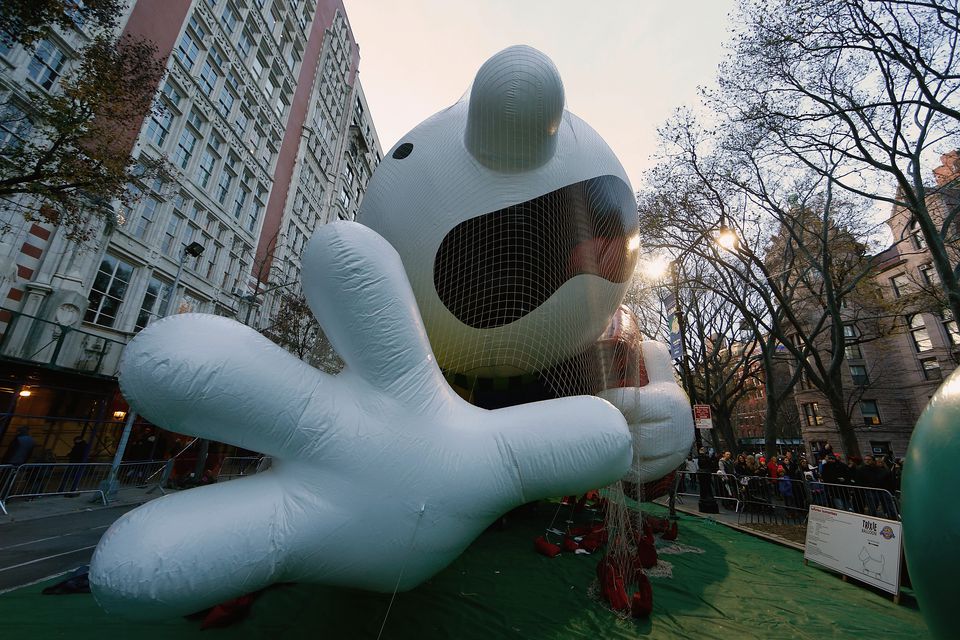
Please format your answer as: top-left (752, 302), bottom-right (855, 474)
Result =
top-left (392, 143), bottom-right (413, 159)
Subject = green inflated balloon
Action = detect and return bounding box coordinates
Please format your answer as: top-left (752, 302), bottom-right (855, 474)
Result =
top-left (903, 369), bottom-right (960, 640)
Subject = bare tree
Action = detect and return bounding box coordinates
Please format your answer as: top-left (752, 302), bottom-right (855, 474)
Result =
top-left (261, 292), bottom-right (342, 373)
top-left (640, 112), bottom-right (905, 456)
top-left (715, 0), bottom-right (960, 321)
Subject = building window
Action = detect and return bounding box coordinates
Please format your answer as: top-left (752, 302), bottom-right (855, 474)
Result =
top-left (247, 203), bottom-right (261, 232)
top-left (175, 31), bottom-right (202, 70)
top-left (803, 402), bottom-right (824, 426)
top-left (919, 264), bottom-right (939, 285)
top-left (908, 314), bottom-right (933, 352)
top-left (162, 213), bottom-right (182, 256)
top-left (197, 148), bottom-right (216, 189)
top-left (909, 218), bottom-right (926, 250)
top-left (131, 196), bottom-right (159, 240)
top-left (860, 400), bottom-right (881, 426)
top-left (216, 170), bottom-right (234, 205)
top-left (174, 128), bottom-right (198, 169)
top-left (161, 80), bottom-right (182, 108)
top-left (849, 364), bottom-right (869, 386)
top-left (220, 5), bottom-right (239, 33)
top-left (0, 103), bottom-right (33, 149)
top-left (844, 343), bottom-right (863, 359)
top-left (135, 276), bottom-right (171, 331)
top-left (869, 441), bottom-right (893, 459)
top-left (941, 309), bottom-right (960, 347)
top-left (891, 274), bottom-right (910, 298)
top-left (198, 61), bottom-right (218, 94)
top-left (217, 86), bottom-right (236, 117)
top-left (187, 108), bottom-right (205, 133)
top-left (921, 358), bottom-right (942, 381)
top-left (85, 255), bottom-right (134, 328)
top-left (238, 29), bottom-right (254, 57)
top-left (206, 244), bottom-right (220, 280)
top-left (145, 108), bottom-right (173, 148)
top-left (232, 187), bottom-right (247, 219)
top-left (27, 40), bottom-right (67, 89)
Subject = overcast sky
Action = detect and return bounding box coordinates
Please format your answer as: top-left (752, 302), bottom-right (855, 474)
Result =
top-left (341, 0), bottom-right (736, 190)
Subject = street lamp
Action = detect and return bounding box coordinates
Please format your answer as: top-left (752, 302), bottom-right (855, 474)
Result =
top-left (159, 241), bottom-right (205, 317)
top-left (104, 240), bottom-right (206, 499)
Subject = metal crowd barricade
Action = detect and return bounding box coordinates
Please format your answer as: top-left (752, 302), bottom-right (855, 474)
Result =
top-left (673, 470), bottom-right (741, 512)
top-left (737, 476), bottom-right (811, 525)
top-left (672, 469), bottom-right (900, 525)
top-left (217, 456), bottom-right (271, 481)
top-left (808, 480), bottom-right (900, 520)
top-left (2, 462), bottom-right (111, 505)
top-left (674, 470), bottom-right (699, 501)
top-left (115, 460), bottom-right (170, 490)
top-left (0, 464), bottom-right (14, 515)
top-left (713, 473), bottom-right (742, 512)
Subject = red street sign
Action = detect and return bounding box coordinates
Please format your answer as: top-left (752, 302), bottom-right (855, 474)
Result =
top-left (693, 404), bottom-right (713, 429)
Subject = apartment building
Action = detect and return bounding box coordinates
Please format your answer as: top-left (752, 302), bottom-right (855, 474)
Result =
top-left (0, 0), bottom-right (381, 461)
top-left (792, 152), bottom-right (960, 460)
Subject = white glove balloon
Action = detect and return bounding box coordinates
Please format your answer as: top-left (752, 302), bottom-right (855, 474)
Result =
top-left (89, 222), bottom-right (632, 620)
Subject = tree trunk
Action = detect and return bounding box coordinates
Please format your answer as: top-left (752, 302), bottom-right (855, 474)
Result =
top-left (824, 391), bottom-right (861, 458)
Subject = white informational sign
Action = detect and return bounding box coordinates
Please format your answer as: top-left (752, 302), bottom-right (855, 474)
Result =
top-left (804, 504), bottom-right (902, 595)
top-left (693, 404), bottom-right (713, 430)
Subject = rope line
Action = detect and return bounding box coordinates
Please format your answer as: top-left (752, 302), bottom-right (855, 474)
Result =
top-left (376, 503), bottom-right (426, 640)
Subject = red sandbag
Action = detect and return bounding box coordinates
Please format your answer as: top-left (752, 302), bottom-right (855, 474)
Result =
top-left (645, 515), bottom-right (670, 534)
top-left (534, 535), bottom-right (562, 558)
top-left (200, 593), bottom-right (258, 629)
top-left (642, 519), bottom-right (654, 538)
top-left (636, 537), bottom-right (658, 569)
top-left (562, 536), bottom-right (580, 552)
top-left (661, 520), bottom-right (679, 541)
top-left (631, 574), bottom-right (654, 618)
top-left (599, 562), bottom-right (630, 611)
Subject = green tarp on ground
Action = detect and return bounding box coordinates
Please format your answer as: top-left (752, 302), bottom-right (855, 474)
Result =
top-left (0, 502), bottom-right (928, 639)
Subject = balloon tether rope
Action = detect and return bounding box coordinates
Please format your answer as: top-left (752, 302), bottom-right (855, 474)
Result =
top-left (376, 504), bottom-right (426, 640)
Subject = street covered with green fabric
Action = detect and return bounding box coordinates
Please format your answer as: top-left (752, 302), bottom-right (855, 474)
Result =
top-left (0, 502), bottom-right (927, 639)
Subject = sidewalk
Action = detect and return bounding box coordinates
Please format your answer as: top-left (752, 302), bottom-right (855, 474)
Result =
top-left (0, 485), bottom-right (172, 525)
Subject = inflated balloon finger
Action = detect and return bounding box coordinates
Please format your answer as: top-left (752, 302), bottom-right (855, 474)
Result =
top-left (599, 341), bottom-right (695, 483)
top-left (89, 221), bottom-right (632, 620)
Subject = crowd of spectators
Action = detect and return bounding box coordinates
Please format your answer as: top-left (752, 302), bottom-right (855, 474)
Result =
top-left (679, 445), bottom-right (903, 519)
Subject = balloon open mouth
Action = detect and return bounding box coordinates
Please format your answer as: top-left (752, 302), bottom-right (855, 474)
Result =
top-left (434, 175), bottom-right (638, 329)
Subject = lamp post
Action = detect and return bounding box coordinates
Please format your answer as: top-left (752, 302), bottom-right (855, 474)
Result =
top-left (668, 259), bottom-right (720, 514)
top-left (102, 241), bottom-right (206, 500)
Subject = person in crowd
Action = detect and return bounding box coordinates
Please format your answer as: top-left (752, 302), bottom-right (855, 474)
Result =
top-left (766, 454), bottom-right (781, 479)
top-left (734, 454), bottom-right (749, 477)
top-left (2, 426), bottom-right (35, 466)
top-left (782, 451), bottom-right (799, 478)
top-left (680, 454), bottom-right (699, 491)
top-left (68, 436), bottom-right (88, 464)
top-left (855, 455), bottom-right (896, 518)
top-left (59, 436), bottom-right (89, 494)
top-left (720, 451), bottom-right (735, 475)
top-left (892, 458), bottom-right (903, 493)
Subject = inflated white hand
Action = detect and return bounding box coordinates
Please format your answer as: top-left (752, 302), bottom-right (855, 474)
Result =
top-left (90, 222), bottom-right (632, 620)
top-left (598, 341), bottom-right (695, 484)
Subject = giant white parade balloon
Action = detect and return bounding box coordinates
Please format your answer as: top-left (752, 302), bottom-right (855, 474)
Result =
top-left (90, 44), bottom-right (693, 619)
top-left (89, 222), bottom-right (633, 619)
